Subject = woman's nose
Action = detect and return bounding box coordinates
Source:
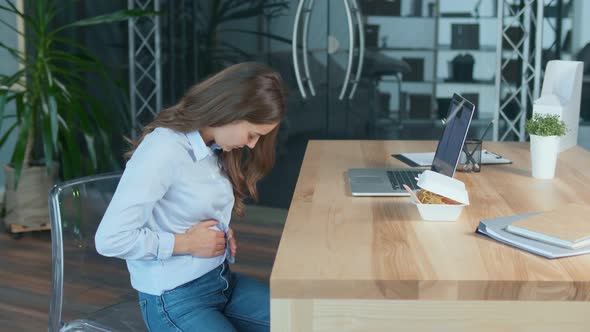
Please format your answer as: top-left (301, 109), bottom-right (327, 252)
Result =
top-left (247, 136), bottom-right (259, 149)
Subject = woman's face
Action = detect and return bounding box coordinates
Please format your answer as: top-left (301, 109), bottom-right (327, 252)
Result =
top-left (213, 121), bottom-right (278, 152)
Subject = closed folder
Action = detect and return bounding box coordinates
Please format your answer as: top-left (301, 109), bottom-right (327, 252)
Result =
top-left (505, 204), bottom-right (590, 250)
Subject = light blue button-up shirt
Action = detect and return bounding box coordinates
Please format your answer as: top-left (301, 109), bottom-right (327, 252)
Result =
top-left (95, 127), bottom-right (235, 295)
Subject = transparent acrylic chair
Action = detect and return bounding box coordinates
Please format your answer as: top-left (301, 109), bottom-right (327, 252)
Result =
top-left (48, 173), bottom-right (146, 332)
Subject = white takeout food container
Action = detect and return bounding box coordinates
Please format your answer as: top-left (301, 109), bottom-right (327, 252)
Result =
top-left (410, 170), bottom-right (470, 221)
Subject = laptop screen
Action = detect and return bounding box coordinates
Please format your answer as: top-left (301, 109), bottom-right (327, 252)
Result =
top-left (431, 94), bottom-right (475, 177)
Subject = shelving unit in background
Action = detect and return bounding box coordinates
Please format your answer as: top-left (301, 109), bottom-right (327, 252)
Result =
top-left (365, 12), bottom-right (438, 123)
top-left (364, 0), bottom-right (505, 138)
top-left (362, 0), bottom-right (573, 141)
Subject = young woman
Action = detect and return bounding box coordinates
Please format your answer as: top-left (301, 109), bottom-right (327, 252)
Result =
top-left (95, 62), bottom-right (288, 331)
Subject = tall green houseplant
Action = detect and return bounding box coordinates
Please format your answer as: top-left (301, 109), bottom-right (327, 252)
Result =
top-left (0, 0), bottom-right (154, 232)
top-left (0, 0), bottom-right (152, 187)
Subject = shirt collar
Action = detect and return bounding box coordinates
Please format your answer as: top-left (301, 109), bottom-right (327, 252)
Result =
top-left (185, 131), bottom-right (216, 161)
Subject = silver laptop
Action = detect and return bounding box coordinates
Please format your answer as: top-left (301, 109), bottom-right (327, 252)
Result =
top-left (348, 93), bottom-right (475, 196)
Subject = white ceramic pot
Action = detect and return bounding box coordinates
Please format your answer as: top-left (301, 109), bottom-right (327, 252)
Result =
top-left (530, 134), bottom-right (559, 179)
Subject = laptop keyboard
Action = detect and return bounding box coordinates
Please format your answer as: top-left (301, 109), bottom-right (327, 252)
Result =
top-left (386, 170), bottom-right (422, 191)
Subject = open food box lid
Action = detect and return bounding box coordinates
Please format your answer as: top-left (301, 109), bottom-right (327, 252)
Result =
top-left (416, 170), bottom-right (470, 205)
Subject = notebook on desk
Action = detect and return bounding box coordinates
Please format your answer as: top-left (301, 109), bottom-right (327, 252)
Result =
top-left (505, 204), bottom-right (590, 250)
top-left (348, 93), bottom-right (474, 196)
top-left (476, 213), bottom-right (590, 259)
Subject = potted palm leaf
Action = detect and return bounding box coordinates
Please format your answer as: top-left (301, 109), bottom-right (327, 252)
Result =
top-left (525, 113), bottom-right (568, 179)
top-left (0, 0), bottom-right (152, 231)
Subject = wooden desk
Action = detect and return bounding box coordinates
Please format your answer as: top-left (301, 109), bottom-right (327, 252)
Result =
top-left (270, 141), bottom-right (590, 332)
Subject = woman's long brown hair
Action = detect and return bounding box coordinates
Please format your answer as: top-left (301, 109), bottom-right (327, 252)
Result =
top-left (124, 62), bottom-right (288, 216)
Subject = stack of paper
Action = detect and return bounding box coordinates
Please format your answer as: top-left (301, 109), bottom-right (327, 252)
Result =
top-left (393, 150), bottom-right (512, 167)
top-left (476, 204), bottom-right (590, 259)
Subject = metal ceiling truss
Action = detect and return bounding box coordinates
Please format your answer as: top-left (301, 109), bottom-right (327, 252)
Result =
top-left (128, 0), bottom-right (162, 138)
top-left (494, 0), bottom-right (544, 141)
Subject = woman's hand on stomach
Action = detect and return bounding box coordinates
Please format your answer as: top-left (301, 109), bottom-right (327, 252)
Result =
top-left (173, 220), bottom-right (226, 257)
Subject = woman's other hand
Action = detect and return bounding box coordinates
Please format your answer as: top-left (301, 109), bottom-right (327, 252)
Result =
top-left (228, 227), bottom-right (237, 257)
top-left (174, 220), bottom-right (226, 257)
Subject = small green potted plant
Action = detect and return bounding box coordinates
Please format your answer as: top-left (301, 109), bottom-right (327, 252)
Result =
top-left (525, 113), bottom-right (567, 179)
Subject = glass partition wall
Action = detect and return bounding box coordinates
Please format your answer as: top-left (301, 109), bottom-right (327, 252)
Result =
top-left (141, 0), bottom-right (574, 208)
top-left (57, 1), bottom-right (578, 208)
top-left (159, 1), bottom-right (438, 207)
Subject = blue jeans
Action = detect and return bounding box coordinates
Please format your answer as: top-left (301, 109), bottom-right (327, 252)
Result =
top-left (138, 262), bottom-right (269, 331)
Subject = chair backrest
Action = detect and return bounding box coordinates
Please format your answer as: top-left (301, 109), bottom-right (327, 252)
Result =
top-left (540, 60), bottom-right (583, 105)
top-left (537, 60), bottom-right (584, 151)
top-left (48, 173), bottom-right (145, 332)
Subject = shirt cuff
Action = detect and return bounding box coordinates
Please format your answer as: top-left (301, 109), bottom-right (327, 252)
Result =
top-left (156, 232), bottom-right (175, 260)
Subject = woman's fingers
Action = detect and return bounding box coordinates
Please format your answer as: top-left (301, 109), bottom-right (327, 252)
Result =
top-left (228, 227), bottom-right (237, 256)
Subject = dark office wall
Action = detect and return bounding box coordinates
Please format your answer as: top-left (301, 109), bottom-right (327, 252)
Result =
top-left (160, 1), bottom-right (267, 107)
top-left (51, 1), bottom-right (131, 167)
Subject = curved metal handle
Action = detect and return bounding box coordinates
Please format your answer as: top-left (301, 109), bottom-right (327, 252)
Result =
top-left (339, 0), bottom-right (354, 100)
top-left (292, 0), bottom-right (307, 98)
top-left (348, 0), bottom-right (365, 99)
top-left (302, 0), bottom-right (316, 96)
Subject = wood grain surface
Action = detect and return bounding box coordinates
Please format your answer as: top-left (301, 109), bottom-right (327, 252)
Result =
top-left (271, 141), bottom-right (590, 301)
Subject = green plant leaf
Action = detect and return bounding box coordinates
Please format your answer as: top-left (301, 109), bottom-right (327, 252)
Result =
top-left (0, 68), bottom-right (27, 89)
top-left (47, 66), bottom-right (85, 85)
top-left (0, 121), bottom-right (17, 148)
top-left (48, 91), bottom-right (58, 146)
top-left (0, 90), bottom-right (7, 131)
top-left (0, 3), bottom-right (38, 35)
top-left (98, 128), bottom-right (119, 170)
top-left (58, 141), bottom-right (71, 180)
top-left (5, 90), bottom-right (23, 102)
top-left (41, 112), bottom-right (54, 170)
top-left (0, 90), bottom-right (9, 135)
top-left (218, 41), bottom-right (252, 58)
top-left (84, 134), bottom-right (97, 170)
top-left (35, 0), bottom-right (49, 37)
top-left (57, 113), bottom-right (68, 131)
top-left (84, 93), bottom-right (110, 131)
top-left (14, 91), bottom-right (23, 122)
top-left (51, 35), bottom-right (93, 53)
top-left (0, 2), bottom-right (21, 16)
top-left (71, 99), bottom-right (103, 172)
top-left (219, 29), bottom-right (293, 45)
top-left (43, 60), bottom-right (54, 88)
top-left (219, 2), bottom-right (288, 22)
top-left (11, 105), bottom-right (32, 189)
top-left (0, 40), bottom-right (25, 63)
top-left (86, 103), bottom-right (117, 169)
top-left (56, 9), bottom-right (159, 32)
top-left (104, 75), bottom-right (131, 130)
top-left (0, 16), bottom-right (25, 38)
top-left (49, 49), bottom-right (105, 70)
top-left (60, 127), bottom-right (82, 179)
top-left (0, 89), bottom-right (21, 140)
top-left (69, 99), bottom-right (87, 131)
top-left (50, 77), bottom-right (71, 102)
